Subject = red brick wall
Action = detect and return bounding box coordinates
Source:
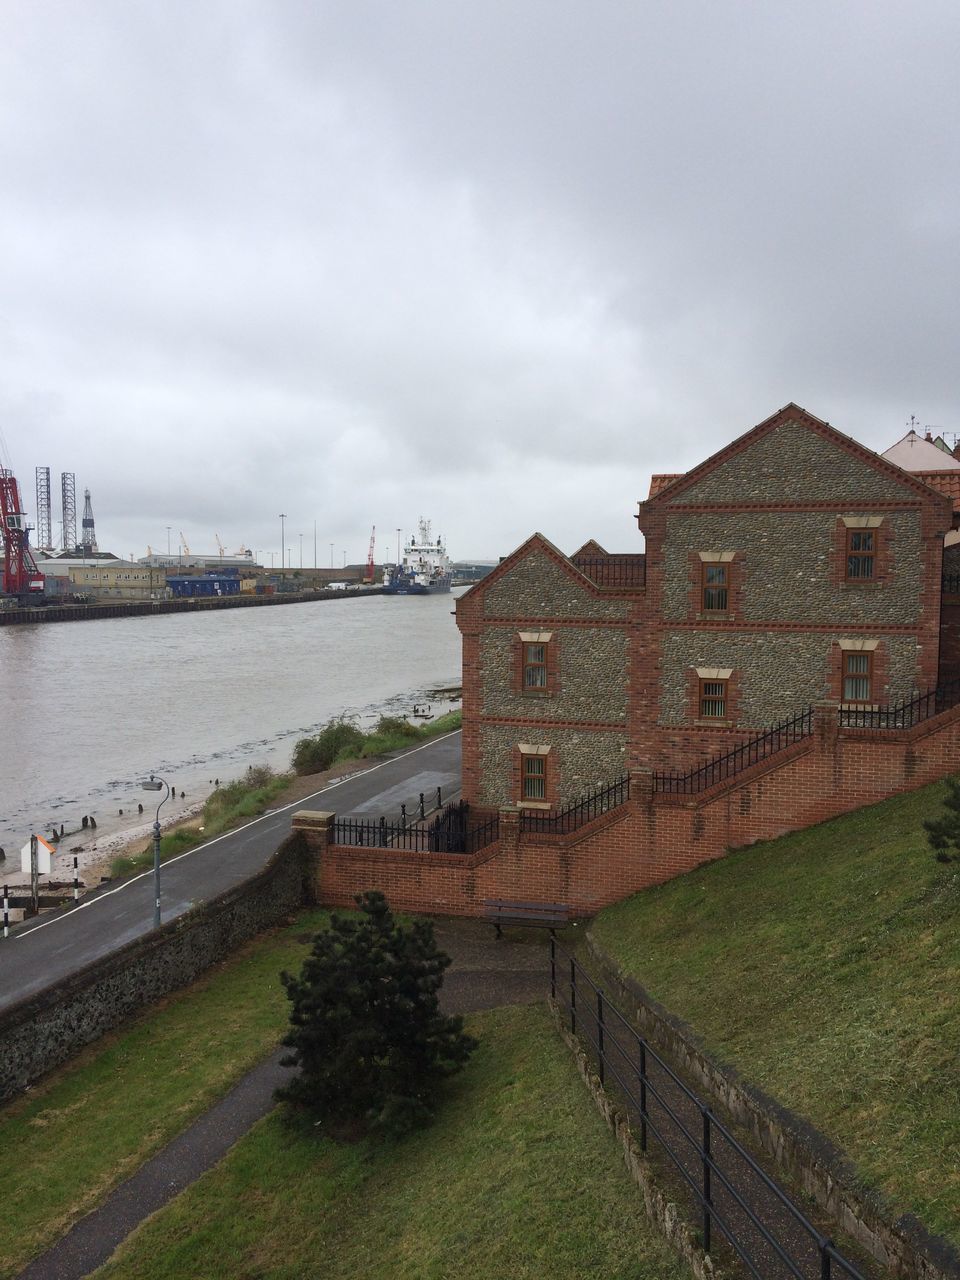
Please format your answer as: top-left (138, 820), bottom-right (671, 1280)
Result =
top-left (306, 702), bottom-right (960, 919)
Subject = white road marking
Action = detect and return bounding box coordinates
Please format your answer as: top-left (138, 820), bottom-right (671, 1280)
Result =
top-left (15, 731), bottom-right (461, 941)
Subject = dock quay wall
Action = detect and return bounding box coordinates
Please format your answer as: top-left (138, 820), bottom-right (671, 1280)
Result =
top-left (0, 588), bottom-right (386, 626)
top-left (0, 835), bottom-right (306, 1104)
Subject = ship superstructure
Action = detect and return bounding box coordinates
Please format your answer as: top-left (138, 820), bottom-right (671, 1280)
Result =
top-left (383, 519), bottom-right (452, 595)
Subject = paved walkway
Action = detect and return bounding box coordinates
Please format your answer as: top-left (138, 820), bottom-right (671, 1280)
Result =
top-left (16, 920), bottom-right (550, 1280)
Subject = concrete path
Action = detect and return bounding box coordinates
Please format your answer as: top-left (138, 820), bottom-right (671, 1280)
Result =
top-left (15, 920), bottom-right (549, 1280)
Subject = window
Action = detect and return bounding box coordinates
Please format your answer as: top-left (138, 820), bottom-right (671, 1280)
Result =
top-left (523, 642), bottom-right (548, 690)
top-left (521, 754), bottom-right (547, 800)
top-left (843, 651), bottom-right (872, 702)
top-left (699, 678), bottom-right (727, 718)
top-left (702, 563), bottom-right (728, 611)
top-left (846, 529), bottom-right (875, 581)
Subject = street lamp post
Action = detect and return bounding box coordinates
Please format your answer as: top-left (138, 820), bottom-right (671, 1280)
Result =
top-left (396, 527), bottom-right (402, 564)
top-left (279, 513), bottom-right (287, 580)
top-left (299, 532), bottom-right (303, 568)
top-left (141, 775), bottom-right (170, 928)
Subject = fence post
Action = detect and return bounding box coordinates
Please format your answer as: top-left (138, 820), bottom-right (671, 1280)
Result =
top-left (820, 1239), bottom-right (833, 1279)
top-left (597, 989), bottom-right (605, 1086)
top-left (639, 1040), bottom-right (647, 1151)
top-left (400, 803), bottom-right (407, 830)
top-left (702, 1107), bottom-right (713, 1254)
top-left (73, 855), bottom-right (79, 905)
top-left (436, 785), bottom-right (442, 810)
top-left (550, 934), bottom-right (556, 1000)
top-left (570, 958), bottom-right (577, 1036)
top-left (2, 884), bottom-right (8, 938)
top-left (419, 792), bottom-right (425, 820)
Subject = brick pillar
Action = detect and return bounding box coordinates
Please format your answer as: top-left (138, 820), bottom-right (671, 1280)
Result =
top-left (291, 810), bottom-right (335, 904)
top-left (498, 807), bottom-right (520, 859)
top-left (629, 766), bottom-right (655, 807)
top-left (813, 700), bottom-right (839, 750)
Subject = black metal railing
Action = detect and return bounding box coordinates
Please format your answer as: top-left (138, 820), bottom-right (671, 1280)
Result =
top-left (838, 677), bottom-right (960, 730)
top-left (571, 555), bottom-right (647, 589)
top-left (520, 774), bottom-right (631, 835)
top-left (654, 707), bottom-right (814, 796)
top-left (552, 942), bottom-right (869, 1280)
top-left (333, 800), bottom-right (499, 855)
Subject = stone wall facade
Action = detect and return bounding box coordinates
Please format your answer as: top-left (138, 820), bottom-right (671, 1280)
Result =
top-left (458, 405), bottom-right (952, 818)
top-left (659, 630), bottom-right (920, 729)
top-left (0, 836), bottom-right (306, 1105)
top-left (477, 721), bottom-right (629, 808)
top-left (671, 418), bottom-right (921, 505)
top-left (661, 510), bottom-right (923, 625)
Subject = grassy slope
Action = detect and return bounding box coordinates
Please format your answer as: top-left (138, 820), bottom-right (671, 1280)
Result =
top-left (96, 1005), bottom-right (688, 1280)
top-left (591, 778), bottom-right (960, 1246)
top-left (0, 910), bottom-right (329, 1278)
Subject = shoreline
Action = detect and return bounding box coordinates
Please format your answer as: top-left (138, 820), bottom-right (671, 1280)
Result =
top-left (8, 698), bottom-right (461, 892)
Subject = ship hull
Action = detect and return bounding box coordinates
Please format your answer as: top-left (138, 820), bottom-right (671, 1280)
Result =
top-left (382, 579), bottom-right (451, 595)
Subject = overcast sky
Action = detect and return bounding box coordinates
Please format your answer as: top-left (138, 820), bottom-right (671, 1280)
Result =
top-left (1, 1), bottom-right (957, 565)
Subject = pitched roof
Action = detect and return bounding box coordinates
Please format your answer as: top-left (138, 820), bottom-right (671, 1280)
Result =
top-left (641, 403), bottom-right (950, 507)
top-left (648, 474), bottom-right (684, 497)
top-left (881, 430), bottom-right (960, 472)
top-left (912, 471), bottom-right (960, 511)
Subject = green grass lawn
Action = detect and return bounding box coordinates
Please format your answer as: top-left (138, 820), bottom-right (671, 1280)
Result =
top-left (591, 778), bottom-right (960, 1247)
top-left (95, 1005), bottom-right (688, 1280)
top-left (0, 910), bottom-right (329, 1279)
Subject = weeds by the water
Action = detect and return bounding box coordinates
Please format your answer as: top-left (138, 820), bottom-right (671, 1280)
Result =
top-left (292, 709), bottom-right (461, 775)
top-left (109, 766), bottom-right (290, 879)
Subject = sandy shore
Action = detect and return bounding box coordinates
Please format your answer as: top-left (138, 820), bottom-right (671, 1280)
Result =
top-left (7, 695), bottom-right (461, 892)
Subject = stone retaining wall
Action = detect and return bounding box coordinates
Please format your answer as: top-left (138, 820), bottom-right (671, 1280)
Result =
top-left (0, 835), bottom-right (306, 1105)
top-left (586, 935), bottom-right (960, 1280)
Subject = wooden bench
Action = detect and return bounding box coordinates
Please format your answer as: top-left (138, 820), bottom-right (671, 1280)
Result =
top-left (482, 898), bottom-right (570, 939)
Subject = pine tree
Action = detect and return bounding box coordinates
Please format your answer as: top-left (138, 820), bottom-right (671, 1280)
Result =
top-left (276, 891), bottom-right (477, 1137)
top-left (923, 777), bottom-right (960, 862)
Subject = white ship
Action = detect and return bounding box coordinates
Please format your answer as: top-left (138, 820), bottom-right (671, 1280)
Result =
top-left (382, 519), bottom-right (452, 595)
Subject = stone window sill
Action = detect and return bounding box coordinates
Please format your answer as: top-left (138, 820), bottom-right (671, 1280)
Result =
top-left (693, 719), bottom-right (735, 728)
top-left (517, 800), bottom-right (550, 810)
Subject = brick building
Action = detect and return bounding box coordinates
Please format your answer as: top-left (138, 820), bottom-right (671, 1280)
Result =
top-left (456, 403), bottom-right (957, 810)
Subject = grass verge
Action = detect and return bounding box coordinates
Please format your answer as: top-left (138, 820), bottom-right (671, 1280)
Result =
top-left (292, 710), bottom-right (461, 775)
top-left (110, 767), bottom-right (292, 878)
top-left (0, 909), bottom-right (329, 1278)
top-left (95, 1005), bottom-right (689, 1280)
top-left (591, 778), bottom-right (960, 1247)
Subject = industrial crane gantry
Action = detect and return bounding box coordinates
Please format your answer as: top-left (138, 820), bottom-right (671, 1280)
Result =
top-left (0, 466), bottom-right (45, 599)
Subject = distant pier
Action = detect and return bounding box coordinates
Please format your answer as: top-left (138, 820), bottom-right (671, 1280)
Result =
top-left (0, 587), bottom-right (388, 626)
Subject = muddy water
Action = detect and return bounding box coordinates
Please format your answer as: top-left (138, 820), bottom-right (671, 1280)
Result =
top-left (0, 589), bottom-right (464, 854)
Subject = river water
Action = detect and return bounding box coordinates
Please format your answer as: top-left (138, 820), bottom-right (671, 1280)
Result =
top-left (0, 590), bottom-right (465, 856)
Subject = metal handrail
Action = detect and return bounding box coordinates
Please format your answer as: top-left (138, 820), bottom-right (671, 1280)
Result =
top-left (520, 774), bottom-right (630, 835)
top-left (571, 554), bottom-right (647, 588)
top-left (654, 706), bottom-right (814, 795)
top-left (552, 941), bottom-right (867, 1280)
top-left (838, 677), bottom-right (960, 730)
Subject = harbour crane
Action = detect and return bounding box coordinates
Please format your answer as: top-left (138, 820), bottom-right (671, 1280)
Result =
top-left (179, 531), bottom-right (190, 556)
top-left (215, 534), bottom-right (226, 558)
top-left (365, 526), bottom-right (376, 583)
top-left (0, 466), bottom-right (45, 598)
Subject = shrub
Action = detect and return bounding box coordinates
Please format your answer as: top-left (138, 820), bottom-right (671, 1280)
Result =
top-left (292, 719), bottom-right (366, 775)
top-left (277, 891), bottom-right (477, 1138)
top-left (924, 776), bottom-right (960, 862)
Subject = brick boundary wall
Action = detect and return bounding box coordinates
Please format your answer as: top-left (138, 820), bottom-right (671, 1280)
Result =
top-left (300, 700), bottom-right (960, 921)
top-left (0, 834), bottom-right (307, 1105)
top-left (585, 935), bottom-right (960, 1280)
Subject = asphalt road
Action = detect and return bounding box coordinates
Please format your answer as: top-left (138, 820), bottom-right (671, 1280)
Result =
top-left (0, 731), bottom-right (462, 1014)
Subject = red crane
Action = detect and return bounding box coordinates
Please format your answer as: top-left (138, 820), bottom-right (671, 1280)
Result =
top-left (365, 525), bottom-right (376, 584)
top-left (1, 467), bottom-right (45, 597)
